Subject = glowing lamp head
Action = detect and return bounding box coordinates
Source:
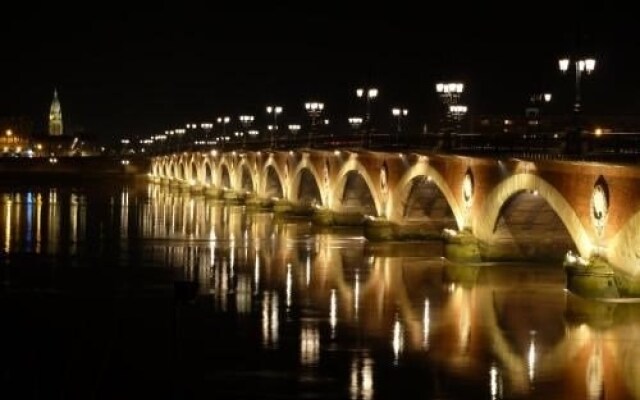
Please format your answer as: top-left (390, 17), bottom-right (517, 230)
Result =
top-left (559, 58), bottom-right (570, 72)
top-left (356, 88), bottom-right (364, 98)
top-left (435, 83), bottom-right (444, 93)
top-left (585, 58), bottom-right (596, 73)
top-left (368, 88), bottom-right (378, 98)
top-left (544, 93), bottom-right (552, 102)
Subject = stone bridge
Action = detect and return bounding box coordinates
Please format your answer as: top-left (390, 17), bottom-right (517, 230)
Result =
top-left (149, 149), bottom-right (640, 297)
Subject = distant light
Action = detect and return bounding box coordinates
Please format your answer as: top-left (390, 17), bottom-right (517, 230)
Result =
top-left (595, 128), bottom-right (603, 137)
top-left (578, 60), bottom-right (586, 72)
top-left (544, 93), bottom-right (552, 102)
top-left (356, 88), bottom-right (364, 98)
top-left (368, 88), bottom-right (378, 98)
top-left (121, 139), bottom-right (130, 144)
top-left (558, 58), bottom-right (570, 72)
top-left (121, 159), bottom-right (130, 165)
top-left (585, 58), bottom-right (596, 73)
top-left (5, 129), bottom-right (13, 137)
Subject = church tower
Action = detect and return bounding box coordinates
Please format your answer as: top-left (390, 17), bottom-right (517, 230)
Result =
top-left (49, 89), bottom-right (63, 136)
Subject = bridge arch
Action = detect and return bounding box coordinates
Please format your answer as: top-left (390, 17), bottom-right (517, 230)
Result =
top-left (390, 161), bottom-right (464, 229)
top-left (172, 161), bottom-right (181, 180)
top-left (476, 173), bottom-right (592, 259)
top-left (162, 161), bottom-right (170, 179)
top-left (263, 164), bottom-right (285, 199)
top-left (190, 161), bottom-right (198, 183)
top-left (239, 162), bottom-right (255, 193)
top-left (202, 160), bottom-right (214, 186)
top-left (607, 210), bottom-right (640, 276)
top-left (291, 160), bottom-right (324, 206)
top-left (332, 157), bottom-right (380, 216)
top-left (220, 163), bottom-right (232, 190)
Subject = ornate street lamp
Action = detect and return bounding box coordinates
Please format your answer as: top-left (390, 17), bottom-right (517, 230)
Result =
top-left (266, 106), bottom-right (283, 149)
top-left (356, 87), bottom-right (378, 147)
top-left (391, 107), bottom-right (409, 146)
top-left (304, 101), bottom-right (324, 147)
top-left (559, 56), bottom-right (596, 155)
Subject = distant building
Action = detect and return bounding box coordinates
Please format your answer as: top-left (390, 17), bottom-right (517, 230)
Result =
top-left (49, 89), bottom-right (63, 136)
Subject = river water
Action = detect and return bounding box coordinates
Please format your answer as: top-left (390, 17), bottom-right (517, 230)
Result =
top-left (1, 182), bottom-right (639, 399)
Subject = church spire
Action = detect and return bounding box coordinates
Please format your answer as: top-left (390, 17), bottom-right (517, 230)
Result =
top-left (49, 88), bottom-right (63, 136)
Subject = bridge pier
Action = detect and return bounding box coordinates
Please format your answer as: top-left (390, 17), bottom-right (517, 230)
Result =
top-left (365, 219), bottom-right (463, 242)
top-left (564, 256), bottom-right (619, 299)
top-left (443, 230), bottom-right (481, 263)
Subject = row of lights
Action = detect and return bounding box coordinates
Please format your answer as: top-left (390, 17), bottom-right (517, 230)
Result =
top-left (142, 55), bottom-right (597, 149)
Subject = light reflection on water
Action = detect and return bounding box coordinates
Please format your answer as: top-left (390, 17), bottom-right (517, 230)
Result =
top-left (2, 183), bottom-right (640, 399)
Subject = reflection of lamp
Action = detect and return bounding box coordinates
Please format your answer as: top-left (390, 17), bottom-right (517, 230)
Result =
top-left (586, 339), bottom-right (603, 400)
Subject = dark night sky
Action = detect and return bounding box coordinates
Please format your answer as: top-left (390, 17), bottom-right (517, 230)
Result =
top-left (1, 1), bottom-right (637, 139)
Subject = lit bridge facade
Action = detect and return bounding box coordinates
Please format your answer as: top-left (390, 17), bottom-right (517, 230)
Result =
top-left (149, 149), bottom-right (640, 297)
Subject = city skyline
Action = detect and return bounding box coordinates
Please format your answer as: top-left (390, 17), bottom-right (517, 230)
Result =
top-left (2, 2), bottom-right (634, 138)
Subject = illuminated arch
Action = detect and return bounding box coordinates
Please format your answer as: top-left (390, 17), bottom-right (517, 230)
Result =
top-left (331, 156), bottom-right (381, 216)
top-left (219, 163), bottom-right (232, 190)
top-left (476, 173), bottom-right (592, 259)
top-left (390, 160), bottom-right (464, 228)
top-left (291, 159), bottom-right (324, 206)
top-left (606, 210), bottom-right (640, 276)
top-left (202, 160), bottom-right (214, 186)
top-left (261, 158), bottom-right (287, 199)
top-left (190, 161), bottom-right (198, 183)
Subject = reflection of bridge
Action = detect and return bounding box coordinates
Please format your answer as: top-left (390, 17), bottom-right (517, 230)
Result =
top-left (149, 149), bottom-right (640, 295)
top-left (141, 186), bottom-right (639, 399)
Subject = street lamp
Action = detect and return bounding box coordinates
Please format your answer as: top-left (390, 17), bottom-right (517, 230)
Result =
top-left (449, 105), bottom-right (468, 121)
top-left (266, 105), bottom-right (283, 148)
top-left (558, 56), bottom-right (596, 154)
top-left (239, 115), bottom-right (254, 149)
top-left (449, 105), bottom-right (468, 139)
top-left (305, 101), bottom-right (324, 147)
top-left (559, 57), bottom-right (596, 115)
top-left (216, 116), bottom-right (230, 150)
top-left (391, 107), bottom-right (409, 147)
top-left (435, 82), bottom-right (464, 105)
top-left (526, 93), bottom-right (552, 133)
top-left (356, 87), bottom-right (378, 147)
top-left (435, 82), bottom-right (465, 151)
top-left (348, 117), bottom-right (363, 129)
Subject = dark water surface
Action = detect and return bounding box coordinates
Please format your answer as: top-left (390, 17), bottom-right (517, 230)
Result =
top-left (1, 183), bottom-right (639, 399)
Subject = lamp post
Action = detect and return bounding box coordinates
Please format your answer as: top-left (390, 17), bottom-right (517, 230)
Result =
top-left (216, 116), bottom-right (230, 150)
top-left (266, 105), bottom-right (283, 149)
top-left (356, 87), bottom-right (378, 147)
top-left (288, 124), bottom-right (301, 147)
top-left (239, 115), bottom-right (254, 149)
top-left (558, 56), bottom-right (596, 155)
top-left (435, 82), bottom-right (465, 151)
top-left (391, 107), bottom-right (408, 147)
top-left (526, 93), bottom-right (552, 135)
top-left (449, 105), bottom-right (468, 148)
top-left (304, 101), bottom-right (324, 148)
